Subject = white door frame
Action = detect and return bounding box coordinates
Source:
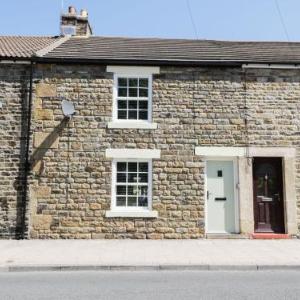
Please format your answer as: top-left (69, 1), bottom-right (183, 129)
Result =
top-left (204, 157), bottom-right (240, 234)
top-left (196, 146), bottom-right (297, 235)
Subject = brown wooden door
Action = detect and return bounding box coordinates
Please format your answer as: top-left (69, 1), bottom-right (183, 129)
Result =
top-left (253, 157), bottom-right (285, 233)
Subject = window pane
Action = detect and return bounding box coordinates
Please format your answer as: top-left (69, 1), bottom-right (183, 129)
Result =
top-left (129, 78), bottom-right (138, 87)
top-left (139, 162), bottom-right (148, 172)
top-left (138, 186), bottom-right (148, 207)
top-left (118, 110), bottom-right (127, 119)
top-left (138, 110), bottom-right (148, 120)
top-left (139, 88), bottom-right (148, 97)
top-left (128, 110), bottom-right (137, 119)
top-left (127, 186), bottom-right (136, 196)
top-left (139, 173), bottom-right (148, 183)
top-left (117, 162), bottom-right (127, 172)
top-left (116, 197), bottom-right (126, 206)
top-left (118, 88), bottom-right (127, 97)
top-left (118, 78), bottom-right (127, 87)
top-left (139, 78), bottom-right (148, 87)
top-left (116, 185), bottom-right (126, 195)
top-left (128, 197), bottom-right (137, 207)
top-left (129, 88), bottom-right (138, 97)
top-left (117, 173), bottom-right (126, 183)
top-left (138, 196), bottom-right (148, 207)
top-left (140, 186), bottom-right (148, 196)
top-left (139, 101), bottom-right (148, 109)
top-left (118, 100), bottom-right (127, 109)
top-left (129, 101), bottom-right (137, 109)
top-left (128, 162), bottom-right (137, 172)
top-left (128, 173), bottom-right (138, 183)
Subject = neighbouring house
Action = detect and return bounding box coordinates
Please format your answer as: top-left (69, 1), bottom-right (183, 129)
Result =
top-left (1, 6), bottom-right (300, 239)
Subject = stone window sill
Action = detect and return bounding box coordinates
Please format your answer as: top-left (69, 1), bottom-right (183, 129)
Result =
top-left (105, 210), bottom-right (158, 218)
top-left (107, 121), bottom-right (158, 129)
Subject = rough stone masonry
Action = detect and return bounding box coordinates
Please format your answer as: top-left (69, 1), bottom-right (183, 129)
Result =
top-left (1, 62), bottom-right (300, 239)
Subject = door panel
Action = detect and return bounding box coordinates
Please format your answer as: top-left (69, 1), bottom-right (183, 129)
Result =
top-left (206, 160), bottom-right (236, 233)
top-left (253, 157), bottom-right (285, 233)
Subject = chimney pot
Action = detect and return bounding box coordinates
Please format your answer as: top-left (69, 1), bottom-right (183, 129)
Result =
top-left (68, 6), bottom-right (76, 15)
top-left (80, 9), bottom-right (88, 18)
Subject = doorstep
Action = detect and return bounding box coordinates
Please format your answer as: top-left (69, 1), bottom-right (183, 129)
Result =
top-left (251, 233), bottom-right (290, 239)
top-left (206, 233), bottom-right (249, 239)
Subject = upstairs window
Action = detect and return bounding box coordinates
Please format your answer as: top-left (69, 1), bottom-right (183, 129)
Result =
top-left (116, 76), bottom-right (150, 121)
top-left (107, 66), bottom-right (160, 129)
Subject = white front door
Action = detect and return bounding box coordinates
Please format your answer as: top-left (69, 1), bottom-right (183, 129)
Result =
top-left (206, 160), bottom-right (236, 233)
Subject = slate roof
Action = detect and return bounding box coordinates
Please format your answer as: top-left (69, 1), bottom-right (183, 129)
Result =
top-left (2, 35), bottom-right (300, 65)
top-left (43, 36), bottom-right (300, 64)
top-left (0, 36), bottom-right (60, 58)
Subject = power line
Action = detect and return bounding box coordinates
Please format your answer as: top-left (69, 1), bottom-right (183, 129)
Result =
top-left (274, 0), bottom-right (290, 41)
top-left (186, 0), bottom-right (199, 39)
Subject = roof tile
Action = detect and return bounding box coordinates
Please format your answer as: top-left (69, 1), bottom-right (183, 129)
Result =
top-left (0, 36), bottom-right (60, 58)
top-left (44, 36), bottom-right (300, 64)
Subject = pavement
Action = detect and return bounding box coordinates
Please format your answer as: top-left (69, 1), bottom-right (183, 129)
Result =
top-left (0, 239), bottom-right (300, 272)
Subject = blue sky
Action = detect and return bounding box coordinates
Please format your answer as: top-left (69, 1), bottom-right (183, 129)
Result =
top-left (1, 0), bottom-right (299, 41)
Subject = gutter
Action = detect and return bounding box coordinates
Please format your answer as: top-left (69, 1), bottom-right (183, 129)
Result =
top-left (30, 57), bottom-right (300, 68)
top-left (2, 56), bottom-right (300, 69)
top-left (242, 63), bottom-right (300, 69)
top-left (31, 56), bottom-right (245, 67)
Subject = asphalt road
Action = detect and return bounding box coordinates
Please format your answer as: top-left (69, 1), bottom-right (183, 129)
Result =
top-left (0, 270), bottom-right (300, 300)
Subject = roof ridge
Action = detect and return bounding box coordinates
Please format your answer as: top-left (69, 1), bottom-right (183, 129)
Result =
top-left (70, 35), bottom-right (300, 44)
top-left (34, 36), bottom-right (70, 57)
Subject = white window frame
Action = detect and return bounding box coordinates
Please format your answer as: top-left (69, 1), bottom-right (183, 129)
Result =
top-left (105, 148), bottom-right (160, 218)
top-left (107, 66), bottom-right (159, 129)
top-left (111, 159), bottom-right (153, 211)
top-left (113, 74), bottom-right (152, 122)
top-left (106, 159), bottom-right (158, 218)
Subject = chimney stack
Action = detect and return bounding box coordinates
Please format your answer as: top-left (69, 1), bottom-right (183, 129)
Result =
top-left (60, 6), bottom-right (92, 37)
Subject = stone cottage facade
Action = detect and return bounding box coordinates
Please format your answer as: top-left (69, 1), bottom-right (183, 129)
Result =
top-left (1, 7), bottom-right (300, 239)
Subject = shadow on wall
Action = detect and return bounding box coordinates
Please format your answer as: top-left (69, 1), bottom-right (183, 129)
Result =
top-left (30, 118), bottom-right (69, 170)
top-left (13, 117), bottom-right (69, 239)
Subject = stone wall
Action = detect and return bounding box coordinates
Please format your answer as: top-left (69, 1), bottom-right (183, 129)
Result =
top-left (0, 64), bottom-right (31, 238)
top-left (27, 64), bottom-right (300, 238)
top-left (2, 63), bottom-right (300, 239)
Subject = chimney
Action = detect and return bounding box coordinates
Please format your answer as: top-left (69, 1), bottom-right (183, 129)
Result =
top-left (60, 6), bottom-right (93, 37)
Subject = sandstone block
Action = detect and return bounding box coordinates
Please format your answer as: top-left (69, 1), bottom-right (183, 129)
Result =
top-left (72, 142), bottom-right (82, 150)
top-left (230, 119), bottom-right (244, 125)
top-left (92, 233), bottom-right (106, 239)
top-left (147, 233), bottom-right (163, 239)
top-left (90, 203), bottom-right (101, 210)
top-left (32, 215), bottom-right (52, 230)
top-left (156, 227), bottom-right (174, 233)
top-left (34, 98), bottom-right (43, 109)
top-left (31, 186), bottom-right (51, 199)
top-left (133, 233), bottom-right (146, 239)
top-left (35, 109), bottom-right (53, 121)
top-left (36, 83), bottom-right (56, 97)
top-left (60, 219), bottom-right (80, 227)
top-left (164, 233), bottom-right (181, 239)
